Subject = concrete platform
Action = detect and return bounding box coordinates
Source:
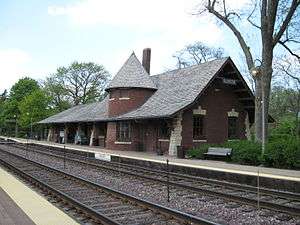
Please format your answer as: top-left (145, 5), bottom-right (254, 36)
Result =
top-left (0, 187), bottom-right (35, 225)
top-left (0, 166), bottom-right (79, 225)
top-left (2, 136), bottom-right (300, 192)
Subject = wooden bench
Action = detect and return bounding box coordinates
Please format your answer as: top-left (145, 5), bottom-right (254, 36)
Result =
top-left (203, 147), bottom-right (232, 160)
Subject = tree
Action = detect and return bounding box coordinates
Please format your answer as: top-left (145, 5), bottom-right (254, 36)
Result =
top-left (173, 41), bottom-right (224, 68)
top-left (1, 78), bottom-right (40, 136)
top-left (47, 61), bottom-right (111, 106)
top-left (0, 90), bottom-right (7, 103)
top-left (10, 77), bottom-right (39, 102)
top-left (197, 0), bottom-right (300, 143)
top-left (43, 76), bottom-right (71, 112)
top-left (0, 90), bottom-right (8, 133)
top-left (6, 77), bottom-right (40, 118)
top-left (273, 55), bottom-right (300, 135)
top-left (18, 89), bottom-right (52, 129)
top-left (269, 86), bottom-right (299, 119)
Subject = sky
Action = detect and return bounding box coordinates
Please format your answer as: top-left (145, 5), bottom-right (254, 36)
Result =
top-left (0, 0), bottom-right (258, 93)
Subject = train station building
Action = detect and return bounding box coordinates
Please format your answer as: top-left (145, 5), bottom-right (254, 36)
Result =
top-left (39, 49), bottom-right (257, 155)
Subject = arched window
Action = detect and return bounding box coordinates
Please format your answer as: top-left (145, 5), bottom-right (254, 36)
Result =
top-left (228, 116), bottom-right (238, 139)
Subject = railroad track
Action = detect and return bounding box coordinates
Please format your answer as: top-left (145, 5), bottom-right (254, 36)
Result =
top-left (6, 142), bottom-right (300, 218)
top-left (0, 148), bottom-right (218, 225)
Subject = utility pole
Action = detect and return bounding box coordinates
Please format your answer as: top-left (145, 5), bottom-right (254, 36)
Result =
top-left (26, 112), bottom-right (33, 139)
top-left (30, 116), bottom-right (33, 139)
top-left (13, 115), bottom-right (18, 137)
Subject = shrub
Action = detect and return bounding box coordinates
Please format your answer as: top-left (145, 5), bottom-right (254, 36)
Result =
top-left (264, 136), bottom-right (300, 169)
top-left (186, 137), bottom-right (300, 169)
top-left (285, 138), bottom-right (300, 169)
top-left (270, 116), bottom-right (297, 137)
top-left (186, 143), bottom-right (218, 159)
top-left (224, 140), bottom-right (262, 165)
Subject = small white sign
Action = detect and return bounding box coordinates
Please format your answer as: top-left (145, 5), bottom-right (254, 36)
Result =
top-left (223, 78), bottom-right (237, 85)
top-left (95, 152), bottom-right (111, 161)
top-left (59, 131), bottom-right (64, 137)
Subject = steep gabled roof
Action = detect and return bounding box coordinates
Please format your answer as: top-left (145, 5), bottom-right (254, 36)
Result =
top-left (39, 57), bottom-right (229, 124)
top-left (114, 57), bottom-right (229, 120)
top-left (106, 53), bottom-right (157, 90)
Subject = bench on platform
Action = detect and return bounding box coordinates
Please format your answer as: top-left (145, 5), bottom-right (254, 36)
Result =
top-left (203, 147), bottom-right (232, 160)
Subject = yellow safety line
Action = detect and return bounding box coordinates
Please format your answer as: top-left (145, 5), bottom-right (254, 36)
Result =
top-left (0, 167), bottom-right (79, 225)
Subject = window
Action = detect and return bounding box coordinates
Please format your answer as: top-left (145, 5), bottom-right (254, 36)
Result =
top-left (109, 89), bottom-right (129, 99)
top-left (119, 89), bottom-right (129, 98)
top-left (116, 121), bottom-right (131, 142)
top-left (193, 115), bottom-right (205, 139)
top-left (228, 116), bottom-right (238, 139)
top-left (109, 91), bottom-right (117, 99)
top-left (158, 121), bottom-right (170, 139)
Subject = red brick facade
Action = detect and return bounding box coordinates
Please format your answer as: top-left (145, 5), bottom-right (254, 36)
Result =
top-left (181, 82), bottom-right (247, 149)
top-left (106, 120), bottom-right (171, 153)
top-left (108, 88), bottom-right (154, 117)
top-left (48, 56), bottom-right (253, 156)
top-left (105, 79), bottom-right (248, 153)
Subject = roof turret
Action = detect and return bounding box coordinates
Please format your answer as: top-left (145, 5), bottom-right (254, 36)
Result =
top-left (106, 52), bottom-right (157, 90)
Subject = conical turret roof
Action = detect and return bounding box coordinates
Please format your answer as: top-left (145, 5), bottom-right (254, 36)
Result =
top-left (106, 52), bottom-right (157, 90)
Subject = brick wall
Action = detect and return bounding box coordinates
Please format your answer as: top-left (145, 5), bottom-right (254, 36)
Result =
top-left (106, 80), bottom-right (248, 153)
top-left (181, 82), bottom-right (247, 149)
top-left (106, 119), bottom-right (170, 153)
top-left (108, 88), bottom-right (154, 117)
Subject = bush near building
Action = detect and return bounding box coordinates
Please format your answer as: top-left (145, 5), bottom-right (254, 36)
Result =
top-left (186, 117), bottom-right (300, 169)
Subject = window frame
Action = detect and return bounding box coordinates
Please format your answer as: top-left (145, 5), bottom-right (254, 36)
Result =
top-left (116, 121), bottom-right (131, 142)
top-left (119, 89), bottom-right (129, 99)
top-left (193, 115), bottom-right (205, 140)
top-left (158, 121), bottom-right (170, 139)
top-left (228, 116), bottom-right (238, 139)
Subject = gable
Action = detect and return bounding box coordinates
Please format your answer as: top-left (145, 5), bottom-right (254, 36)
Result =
top-left (113, 58), bottom-right (229, 120)
top-left (106, 53), bottom-right (157, 90)
top-left (39, 57), bottom-right (260, 124)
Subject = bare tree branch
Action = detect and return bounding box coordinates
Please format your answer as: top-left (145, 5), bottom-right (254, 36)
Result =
top-left (205, 2), bottom-right (254, 70)
top-left (247, 1), bottom-right (261, 29)
top-left (278, 40), bottom-right (300, 61)
top-left (273, 0), bottom-right (300, 45)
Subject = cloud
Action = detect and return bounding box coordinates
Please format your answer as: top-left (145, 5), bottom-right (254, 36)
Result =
top-left (0, 49), bottom-right (32, 92)
top-left (48, 0), bottom-right (195, 28)
top-left (48, 0), bottom-right (227, 73)
top-left (48, 0), bottom-right (250, 27)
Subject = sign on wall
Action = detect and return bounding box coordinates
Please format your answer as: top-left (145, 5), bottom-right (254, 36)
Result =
top-left (95, 152), bottom-right (111, 161)
top-left (223, 78), bottom-right (237, 85)
top-left (59, 131), bottom-right (65, 137)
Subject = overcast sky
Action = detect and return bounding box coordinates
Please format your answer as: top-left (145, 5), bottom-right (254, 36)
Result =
top-left (0, 0), bottom-right (257, 93)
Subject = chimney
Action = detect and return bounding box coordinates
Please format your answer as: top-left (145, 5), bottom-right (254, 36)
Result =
top-left (142, 48), bottom-right (151, 74)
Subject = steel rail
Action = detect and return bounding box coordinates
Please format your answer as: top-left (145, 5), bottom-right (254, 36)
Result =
top-left (0, 148), bottom-right (220, 225)
top-left (22, 143), bottom-right (300, 200)
top-left (11, 143), bottom-right (300, 217)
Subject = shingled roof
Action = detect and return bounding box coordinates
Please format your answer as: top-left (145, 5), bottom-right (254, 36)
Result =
top-left (115, 57), bottom-right (228, 120)
top-left (38, 97), bottom-right (109, 124)
top-left (106, 52), bottom-right (157, 90)
top-left (39, 56), bottom-right (230, 124)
